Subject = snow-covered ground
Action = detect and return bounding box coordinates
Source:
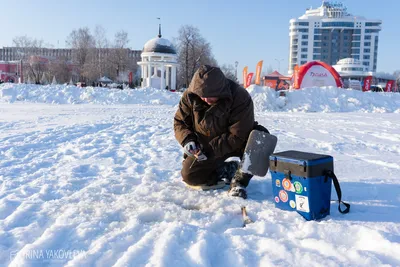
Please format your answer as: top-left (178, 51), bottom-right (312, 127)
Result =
top-left (0, 84), bottom-right (400, 267)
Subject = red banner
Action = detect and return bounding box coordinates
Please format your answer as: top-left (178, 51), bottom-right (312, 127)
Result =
top-left (362, 76), bottom-right (372, 92)
top-left (385, 80), bottom-right (394, 92)
top-left (128, 72), bottom-right (133, 84)
top-left (246, 73), bottom-right (254, 88)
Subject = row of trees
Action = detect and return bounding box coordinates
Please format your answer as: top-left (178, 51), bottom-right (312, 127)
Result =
top-left (13, 26), bottom-right (136, 84)
top-left (12, 24), bottom-right (239, 87)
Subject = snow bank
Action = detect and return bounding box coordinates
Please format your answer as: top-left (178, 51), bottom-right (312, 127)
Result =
top-left (1, 83), bottom-right (400, 113)
top-left (247, 85), bottom-right (400, 113)
top-left (0, 83), bottom-right (181, 106)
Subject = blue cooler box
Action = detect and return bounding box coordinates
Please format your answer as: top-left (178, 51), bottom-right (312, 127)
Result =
top-left (269, 150), bottom-right (333, 220)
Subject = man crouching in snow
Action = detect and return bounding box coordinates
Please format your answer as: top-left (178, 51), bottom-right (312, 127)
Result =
top-left (174, 65), bottom-right (268, 199)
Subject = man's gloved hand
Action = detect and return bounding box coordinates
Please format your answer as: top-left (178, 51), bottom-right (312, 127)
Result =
top-left (183, 141), bottom-right (200, 157)
top-left (183, 141), bottom-right (207, 161)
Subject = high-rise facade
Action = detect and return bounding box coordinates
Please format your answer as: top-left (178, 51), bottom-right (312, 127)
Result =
top-left (288, 1), bottom-right (381, 74)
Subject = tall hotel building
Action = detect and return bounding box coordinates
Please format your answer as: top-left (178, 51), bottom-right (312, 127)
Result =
top-left (288, 1), bottom-right (382, 74)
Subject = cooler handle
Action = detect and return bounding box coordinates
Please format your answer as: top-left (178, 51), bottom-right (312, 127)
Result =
top-left (324, 170), bottom-right (350, 214)
top-left (284, 170), bottom-right (292, 180)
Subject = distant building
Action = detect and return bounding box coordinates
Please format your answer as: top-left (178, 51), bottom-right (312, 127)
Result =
top-left (0, 46), bottom-right (142, 83)
top-left (0, 47), bottom-right (141, 63)
top-left (138, 25), bottom-right (178, 90)
top-left (333, 58), bottom-right (397, 91)
top-left (0, 61), bottom-right (20, 82)
top-left (289, 1), bottom-right (382, 74)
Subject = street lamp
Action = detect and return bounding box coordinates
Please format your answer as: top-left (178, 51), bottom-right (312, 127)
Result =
top-left (275, 58), bottom-right (284, 73)
top-left (235, 61), bottom-right (238, 81)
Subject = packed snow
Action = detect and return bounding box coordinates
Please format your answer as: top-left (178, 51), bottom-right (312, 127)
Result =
top-left (0, 83), bottom-right (399, 267)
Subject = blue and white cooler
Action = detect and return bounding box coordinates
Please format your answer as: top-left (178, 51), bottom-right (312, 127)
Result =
top-left (269, 150), bottom-right (350, 220)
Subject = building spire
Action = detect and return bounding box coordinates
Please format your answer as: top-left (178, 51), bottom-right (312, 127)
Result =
top-left (157, 17), bottom-right (162, 38)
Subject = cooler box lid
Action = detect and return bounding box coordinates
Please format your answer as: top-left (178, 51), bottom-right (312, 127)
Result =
top-left (269, 150), bottom-right (333, 177)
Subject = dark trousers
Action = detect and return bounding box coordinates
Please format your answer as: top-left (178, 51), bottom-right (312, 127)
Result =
top-left (181, 151), bottom-right (243, 186)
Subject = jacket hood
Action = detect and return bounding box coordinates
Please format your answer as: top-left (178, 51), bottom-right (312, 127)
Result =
top-left (188, 65), bottom-right (231, 99)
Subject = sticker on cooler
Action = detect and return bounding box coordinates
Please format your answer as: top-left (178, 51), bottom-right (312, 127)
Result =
top-left (275, 196), bottom-right (280, 203)
top-left (294, 181), bottom-right (303, 194)
top-left (279, 190), bottom-right (288, 203)
top-left (295, 195), bottom-right (310, 213)
top-left (282, 178), bottom-right (291, 191)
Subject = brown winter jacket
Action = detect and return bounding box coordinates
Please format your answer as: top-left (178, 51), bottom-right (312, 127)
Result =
top-left (174, 66), bottom-right (255, 159)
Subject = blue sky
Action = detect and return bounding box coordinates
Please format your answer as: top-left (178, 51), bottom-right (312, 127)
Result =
top-left (1, 0), bottom-right (399, 76)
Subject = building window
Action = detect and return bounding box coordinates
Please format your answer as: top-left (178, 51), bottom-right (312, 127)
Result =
top-left (353, 55), bottom-right (360, 60)
top-left (314, 29), bottom-right (321, 34)
top-left (363, 62), bottom-right (369, 66)
top-left (353, 36), bottom-right (361, 41)
top-left (363, 55), bottom-right (370, 60)
top-left (300, 61), bottom-right (307, 64)
top-left (301, 48), bottom-right (308, 52)
top-left (314, 42), bottom-right (321, 47)
top-left (297, 22), bottom-right (309, 26)
top-left (364, 48), bottom-right (371, 53)
top-left (365, 22), bottom-right (381, 27)
top-left (321, 22), bottom-right (354, 27)
top-left (313, 48), bottom-right (321, 53)
top-left (301, 41), bottom-right (308, 45)
top-left (352, 48), bottom-right (360, 54)
top-left (299, 29), bottom-right (309, 33)
top-left (364, 35), bottom-right (371, 40)
top-left (353, 42), bottom-right (360, 47)
top-left (301, 54), bottom-right (307, 59)
top-left (314, 35), bottom-right (321, 40)
top-left (354, 29), bottom-right (361, 34)
top-left (364, 42), bottom-right (371, 47)
top-left (302, 35), bottom-right (308, 39)
top-left (365, 29), bottom-right (379, 33)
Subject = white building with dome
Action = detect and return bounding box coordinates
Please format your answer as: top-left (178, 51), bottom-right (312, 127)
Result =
top-left (333, 57), bottom-right (396, 90)
top-left (137, 26), bottom-right (178, 90)
top-left (333, 58), bottom-right (372, 80)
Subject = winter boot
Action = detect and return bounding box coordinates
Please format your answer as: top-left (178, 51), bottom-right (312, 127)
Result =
top-left (228, 170), bottom-right (253, 199)
top-left (217, 157), bottom-right (240, 185)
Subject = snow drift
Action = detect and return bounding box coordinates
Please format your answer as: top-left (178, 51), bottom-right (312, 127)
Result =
top-left (1, 83), bottom-right (399, 113)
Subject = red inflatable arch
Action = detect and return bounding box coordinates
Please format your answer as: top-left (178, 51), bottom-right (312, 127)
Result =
top-left (293, 61), bottom-right (342, 89)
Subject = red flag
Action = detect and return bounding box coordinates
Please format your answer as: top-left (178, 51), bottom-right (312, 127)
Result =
top-left (362, 76), bottom-right (372, 92)
top-left (246, 73), bottom-right (254, 88)
top-left (385, 80), bottom-right (394, 92)
top-left (128, 72), bottom-right (133, 84)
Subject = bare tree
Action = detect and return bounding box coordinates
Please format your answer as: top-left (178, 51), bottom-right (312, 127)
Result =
top-left (47, 57), bottom-right (70, 84)
top-left (12, 36), bottom-right (48, 84)
top-left (174, 25), bottom-right (217, 87)
top-left (393, 70), bottom-right (400, 91)
top-left (66, 27), bottom-right (95, 81)
top-left (93, 25), bottom-right (109, 80)
top-left (220, 64), bottom-right (237, 82)
top-left (106, 31), bottom-right (131, 81)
